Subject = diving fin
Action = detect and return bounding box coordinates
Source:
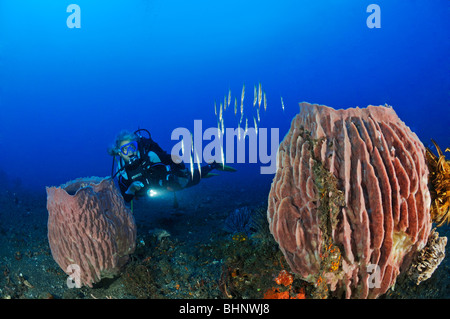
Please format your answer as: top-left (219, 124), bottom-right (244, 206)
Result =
top-left (203, 173), bottom-right (220, 178)
top-left (215, 163), bottom-right (237, 172)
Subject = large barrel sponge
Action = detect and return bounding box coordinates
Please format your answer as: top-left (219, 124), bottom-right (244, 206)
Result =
top-left (268, 102), bottom-right (433, 298)
top-left (47, 177), bottom-right (136, 288)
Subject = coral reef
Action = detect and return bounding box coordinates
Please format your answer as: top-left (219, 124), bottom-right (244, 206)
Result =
top-left (268, 102), bottom-right (443, 298)
top-left (46, 177), bottom-right (136, 288)
top-left (2, 159), bottom-right (448, 299)
top-left (122, 230), bottom-right (223, 299)
top-left (217, 204), bottom-right (310, 299)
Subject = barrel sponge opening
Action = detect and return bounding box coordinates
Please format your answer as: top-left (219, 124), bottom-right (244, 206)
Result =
top-left (46, 177), bottom-right (136, 288)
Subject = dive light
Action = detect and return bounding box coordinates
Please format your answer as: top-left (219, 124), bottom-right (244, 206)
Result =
top-left (147, 189), bottom-right (158, 197)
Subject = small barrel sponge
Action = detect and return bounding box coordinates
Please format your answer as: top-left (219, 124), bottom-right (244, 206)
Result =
top-left (268, 102), bottom-right (434, 298)
top-left (46, 177), bottom-right (136, 288)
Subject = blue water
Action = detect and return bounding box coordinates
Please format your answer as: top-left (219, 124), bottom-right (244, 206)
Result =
top-left (0, 0), bottom-right (449, 301)
top-left (0, 0), bottom-right (449, 190)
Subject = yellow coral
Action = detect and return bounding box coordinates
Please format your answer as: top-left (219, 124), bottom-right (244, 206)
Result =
top-left (426, 139), bottom-right (450, 226)
top-left (232, 233), bottom-right (248, 242)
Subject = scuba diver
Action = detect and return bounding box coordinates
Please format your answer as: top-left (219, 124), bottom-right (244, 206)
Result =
top-left (108, 129), bottom-right (235, 204)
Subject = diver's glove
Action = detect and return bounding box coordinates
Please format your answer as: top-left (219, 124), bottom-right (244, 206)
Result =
top-left (125, 181), bottom-right (144, 195)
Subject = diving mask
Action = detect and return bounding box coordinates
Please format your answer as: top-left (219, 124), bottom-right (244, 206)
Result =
top-left (119, 141), bottom-right (138, 156)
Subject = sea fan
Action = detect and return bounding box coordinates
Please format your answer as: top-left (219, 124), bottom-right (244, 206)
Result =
top-left (223, 206), bottom-right (254, 236)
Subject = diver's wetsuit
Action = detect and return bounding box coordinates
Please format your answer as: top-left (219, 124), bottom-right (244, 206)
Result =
top-left (116, 135), bottom-right (215, 202)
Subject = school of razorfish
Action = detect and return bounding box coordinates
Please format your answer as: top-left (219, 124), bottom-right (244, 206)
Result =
top-left (214, 82), bottom-right (285, 139)
top-left (191, 83), bottom-right (286, 177)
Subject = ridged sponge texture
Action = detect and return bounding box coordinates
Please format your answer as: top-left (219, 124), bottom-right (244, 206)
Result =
top-left (47, 177), bottom-right (136, 288)
top-left (268, 103), bottom-right (431, 298)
